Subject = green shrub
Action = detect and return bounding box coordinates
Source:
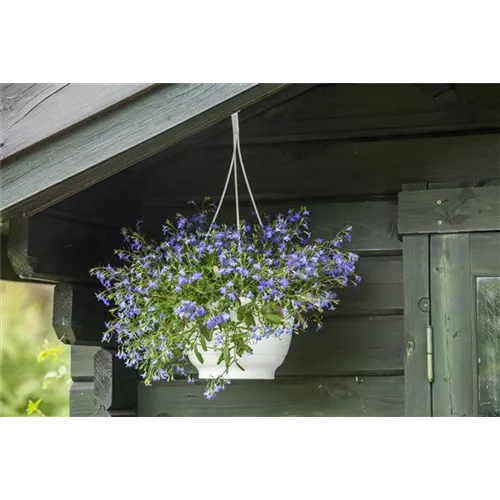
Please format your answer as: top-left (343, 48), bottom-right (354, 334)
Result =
top-left (0, 281), bottom-right (69, 417)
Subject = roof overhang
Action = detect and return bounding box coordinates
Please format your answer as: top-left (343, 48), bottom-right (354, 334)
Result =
top-left (0, 83), bottom-right (290, 221)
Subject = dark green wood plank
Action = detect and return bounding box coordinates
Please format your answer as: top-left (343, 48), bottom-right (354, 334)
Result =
top-left (144, 198), bottom-right (401, 254)
top-left (431, 234), bottom-right (474, 416)
top-left (335, 255), bottom-right (402, 313)
top-left (205, 84), bottom-right (500, 145)
top-left (70, 346), bottom-right (100, 380)
top-left (398, 186), bottom-right (500, 234)
top-left (142, 132), bottom-right (500, 201)
top-left (1, 84), bottom-right (288, 220)
top-left (403, 234), bottom-right (432, 416)
top-left (137, 376), bottom-right (404, 417)
top-left (53, 284), bottom-right (107, 345)
top-left (70, 381), bottom-right (96, 417)
top-left (278, 315), bottom-right (403, 377)
top-left (470, 232), bottom-right (500, 275)
top-left (401, 183), bottom-right (432, 416)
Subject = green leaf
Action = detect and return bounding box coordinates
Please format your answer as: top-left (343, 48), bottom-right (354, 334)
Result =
top-left (244, 312), bottom-right (255, 327)
top-left (237, 308), bottom-right (246, 322)
top-left (223, 346), bottom-right (231, 368)
top-left (264, 313), bottom-right (282, 325)
top-left (193, 345), bottom-right (204, 364)
top-left (26, 398), bottom-right (42, 416)
top-left (217, 352), bottom-right (225, 365)
top-left (235, 360), bottom-right (246, 372)
top-left (199, 335), bottom-right (207, 351)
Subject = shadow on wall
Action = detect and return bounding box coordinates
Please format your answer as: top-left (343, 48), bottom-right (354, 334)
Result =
top-left (0, 281), bottom-right (70, 417)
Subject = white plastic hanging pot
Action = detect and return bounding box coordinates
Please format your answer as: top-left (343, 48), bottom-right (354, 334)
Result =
top-left (188, 309), bottom-right (293, 380)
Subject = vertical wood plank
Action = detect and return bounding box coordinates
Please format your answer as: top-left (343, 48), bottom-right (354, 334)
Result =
top-left (403, 234), bottom-right (432, 416)
top-left (431, 233), bottom-right (474, 416)
top-left (401, 183), bottom-right (432, 416)
top-left (69, 346), bottom-right (100, 417)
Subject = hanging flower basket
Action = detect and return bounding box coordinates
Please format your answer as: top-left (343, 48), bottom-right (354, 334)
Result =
top-left (90, 113), bottom-right (361, 400)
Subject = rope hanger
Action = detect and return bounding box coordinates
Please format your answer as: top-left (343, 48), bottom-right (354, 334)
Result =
top-left (209, 112), bottom-right (263, 231)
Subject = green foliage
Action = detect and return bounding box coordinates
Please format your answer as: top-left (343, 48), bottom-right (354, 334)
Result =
top-left (0, 281), bottom-right (70, 417)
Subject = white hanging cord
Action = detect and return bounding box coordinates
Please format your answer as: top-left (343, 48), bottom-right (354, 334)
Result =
top-left (236, 133), bottom-right (264, 228)
top-left (232, 116), bottom-right (241, 231)
top-left (209, 147), bottom-right (236, 230)
top-left (208, 112), bottom-right (263, 231)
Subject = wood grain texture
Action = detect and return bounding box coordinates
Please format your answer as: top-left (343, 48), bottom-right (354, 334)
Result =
top-left (143, 198), bottom-right (401, 254)
top-left (431, 234), bottom-right (474, 416)
top-left (0, 83), bottom-right (288, 220)
top-left (70, 345), bottom-right (100, 380)
top-left (53, 284), bottom-right (107, 345)
top-left (277, 315), bottom-right (404, 376)
top-left (1, 83), bottom-right (156, 159)
top-left (403, 234), bottom-right (432, 416)
top-left (70, 381), bottom-right (96, 417)
top-left (94, 349), bottom-right (137, 417)
top-left (204, 84), bottom-right (500, 145)
top-left (142, 132), bottom-right (500, 201)
top-left (130, 84), bottom-right (319, 175)
top-left (400, 183), bottom-right (432, 416)
top-left (137, 376), bottom-right (404, 417)
top-left (398, 186), bottom-right (500, 234)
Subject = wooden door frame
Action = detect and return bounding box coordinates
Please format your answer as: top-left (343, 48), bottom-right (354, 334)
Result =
top-left (399, 183), bottom-right (500, 416)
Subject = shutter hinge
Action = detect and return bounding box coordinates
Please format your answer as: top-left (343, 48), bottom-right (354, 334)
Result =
top-left (426, 325), bottom-right (434, 383)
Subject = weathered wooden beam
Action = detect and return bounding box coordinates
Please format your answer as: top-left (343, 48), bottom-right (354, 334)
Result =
top-left (2, 83), bottom-right (157, 159)
top-left (130, 84), bottom-right (319, 174)
top-left (401, 183), bottom-right (432, 416)
top-left (0, 83), bottom-right (289, 220)
top-left (398, 185), bottom-right (500, 234)
top-left (53, 284), bottom-right (107, 346)
top-left (137, 375), bottom-right (404, 417)
top-left (94, 349), bottom-right (137, 417)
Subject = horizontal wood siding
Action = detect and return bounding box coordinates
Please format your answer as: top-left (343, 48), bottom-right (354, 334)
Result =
top-left (138, 198), bottom-right (404, 417)
top-left (138, 376), bottom-right (404, 417)
top-left (203, 84), bottom-right (500, 145)
top-left (141, 132), bottom-right (500, 202)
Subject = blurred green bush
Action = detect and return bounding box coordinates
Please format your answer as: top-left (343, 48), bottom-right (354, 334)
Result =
top-left (1, 281), bottom-right (70, 417)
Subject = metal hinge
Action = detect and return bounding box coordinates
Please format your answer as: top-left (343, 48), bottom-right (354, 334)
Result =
top-left (426, 325), bottom-right (434, 383)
